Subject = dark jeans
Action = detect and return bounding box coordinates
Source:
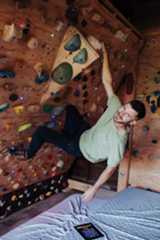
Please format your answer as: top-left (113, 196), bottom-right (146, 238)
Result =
top-left (27, 105), bottom-right (90, 159)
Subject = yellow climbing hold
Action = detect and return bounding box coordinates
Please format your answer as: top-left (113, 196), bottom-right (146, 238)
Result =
top-left (27, 137), bottom-right (32, 142)
top-left (13, 183), bottom-right (20, 190)
top-left (14, 105), bottom-right (24, 115)
top-left (11, 195), bottom-right (17, 201)
top-left (46, 191), bottom-right (52, 197)
top-left (17, 123), bottom-right (32, 132)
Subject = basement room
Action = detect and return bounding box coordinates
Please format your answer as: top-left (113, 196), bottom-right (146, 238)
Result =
top-left (0, 0), bottom-right (160, 239)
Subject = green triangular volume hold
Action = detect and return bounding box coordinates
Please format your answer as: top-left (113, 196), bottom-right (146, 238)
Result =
top-left (64, 34), bottom-right (81, 52)
top-left (73, 48), bottom-right (88, 64)
top-left (51, 62), bottom-right (73, 85)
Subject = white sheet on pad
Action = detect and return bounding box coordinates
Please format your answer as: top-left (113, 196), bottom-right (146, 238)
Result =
top-left (1, 188), bottom-right (160, 240)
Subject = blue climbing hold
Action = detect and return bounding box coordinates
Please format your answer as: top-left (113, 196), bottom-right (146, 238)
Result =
top-left (0, 70), bottom-right (15, 78)
top-left (64, 34), bottom-right (81, 52)
top-left (73, 48), bottom-right (88, 64)
top-left (0, 103), bottom-right (10, 112)
top-left (35, 71), bottom-right (49, 84)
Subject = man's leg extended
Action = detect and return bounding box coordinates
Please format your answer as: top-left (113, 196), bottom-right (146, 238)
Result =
top-left (27, 126), bottom-right (82, 159)
top-left (64, 105), bottom-right (90, 136)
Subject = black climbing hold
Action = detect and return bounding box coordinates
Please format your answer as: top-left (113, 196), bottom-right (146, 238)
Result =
top-left (65, 2), bottom-right (79, 25)
top-left (132, 149), bottom-right (139, 157)
top-left (82, 76), bottom-right (88, 82)
top-left (81, 19), bottom-right (88, 27)
top-left (74, 89), bottom-right (80, 97)
top-left (14, 0), bottom-right (31, 8)
top-left (90, 69), bottom-right (96, 76)
top-left (64, 34), bottom-right (81, 52)
top-left (152, 139), bottom-right (158, 144)
top-left (151, 104), bottom-right (157, 113)
top-left (35, 71), bottom-right (49, 84)
top-left (53, 97), bottom-right (61, 103)
top-left (74, 73), bottom-right (82, 81)
top-left (82, 84), bottom-right (87, 90)
top-left (51, 62), bottom-right (73, 84)
top-left (73, 48), bottom-right (88, 64)
top-left (83, 91), bottom-right (88, 97)
top-left (0, 70), bottom-right (15, 78)
top-left (9, 94), bottom-right (19, 102)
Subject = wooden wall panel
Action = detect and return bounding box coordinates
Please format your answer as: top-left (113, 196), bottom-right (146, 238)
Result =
top-left (118, 28), bottom-right (160, 192)
top-left (0, 0), bottom-right (143, 215)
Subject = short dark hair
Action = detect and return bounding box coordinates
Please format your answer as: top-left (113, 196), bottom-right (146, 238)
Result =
top-left (130, 100), bottom-right (146, 120)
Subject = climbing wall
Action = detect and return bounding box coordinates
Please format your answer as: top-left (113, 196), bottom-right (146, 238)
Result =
top-left (123, 27), bottom-right (160, 190)
top-left (0, 0), bottom-right (142, 218)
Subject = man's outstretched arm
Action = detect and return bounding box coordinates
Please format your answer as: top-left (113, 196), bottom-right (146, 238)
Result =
top-left (102, 44), bottom-right (114, 98)
top-left (82, 165), bottom-right (117, 202)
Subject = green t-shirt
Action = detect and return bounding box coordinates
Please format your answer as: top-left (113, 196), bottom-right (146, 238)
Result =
top-left (79, 94), bottom-right (128, 167)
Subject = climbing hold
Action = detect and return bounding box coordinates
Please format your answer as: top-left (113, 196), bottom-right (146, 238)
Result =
top-left (64, 34), bottom-right (81, 52)
top-left (115, 30), bottom-right (128, 42)
top-left (0, 103), bottom-right (10, 112)
top-left (154, 72), bottom-right (160, 84)
top-left (87, 35), bottom-right (102, 50)
top-left (132, 149), bottom-right (139, 157)
top-left (17, 123), bottom-right (32, 132)
top-left (51, 105), bottom-right (65, 116)
top-left (11, 195), bottom-right (17, 202)
top-left (3, 82), bottom-right (17, 91)
top-left (28, 104), bottom-right (40, 113)
top-left (74, 89), bottom-right (80, 97)
top-left (0, 70), bottom-right (15, 78)
top-left (56, 159), bottom-right (64, 169)
top-left (73, 48), bottom-right (88, 64)
top-left (55, 21), bottom-right (64, 32)
top-left (81, 19), bottom-right (88, 27)
top-left (35, 70), bottom-right (49, 84)
top-left (46, 191), bottom-right (52, 197)
top-left (14, 105), bottom-right (24, 114)
top-left (152, 139), bottom-right (158, 144)
top-left (90, 103), bottom-right (97, 112)
top-left (74, 73), bottom-right (82, 81)
top-left (51, 62), bottom-right (73, 84)
top-left (45, 121), bottom-right (56, 129)
top-left (43, 104), bottom-right (54, 113)
top-left (9, 93), bottom-right (19, 101)
top-left (0, 168), bottom-right (3, 175)
top-left (91, 13), bottom-right (104, 24)
top-left (2, 23), bottom-right (16, 42)
top-left (65, 3), bottom-right (79, 25)
top-left (4, 123), bottom-right (12, 131)
top-left (27, 37), bottom-right (38, 49)
top-left (27, 137), bottom-right (32, 142)
top-left (83, 91), bottom-right (88, 97)
top-left (12, 183), bottom-right (20, 190)
top-left (143, 125), bottom-right (150, 133)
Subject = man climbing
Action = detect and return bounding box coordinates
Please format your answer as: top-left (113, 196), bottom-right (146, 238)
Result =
top-left (9, 44), bottom-right (146, 201)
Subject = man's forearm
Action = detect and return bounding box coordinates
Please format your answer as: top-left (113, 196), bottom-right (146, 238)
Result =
top-left (102, 46), bottom-right (114, 97)
top-left (102, 51), bottom-right (112, 85)
top-left (93, 166), bottom-right (117, 191)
